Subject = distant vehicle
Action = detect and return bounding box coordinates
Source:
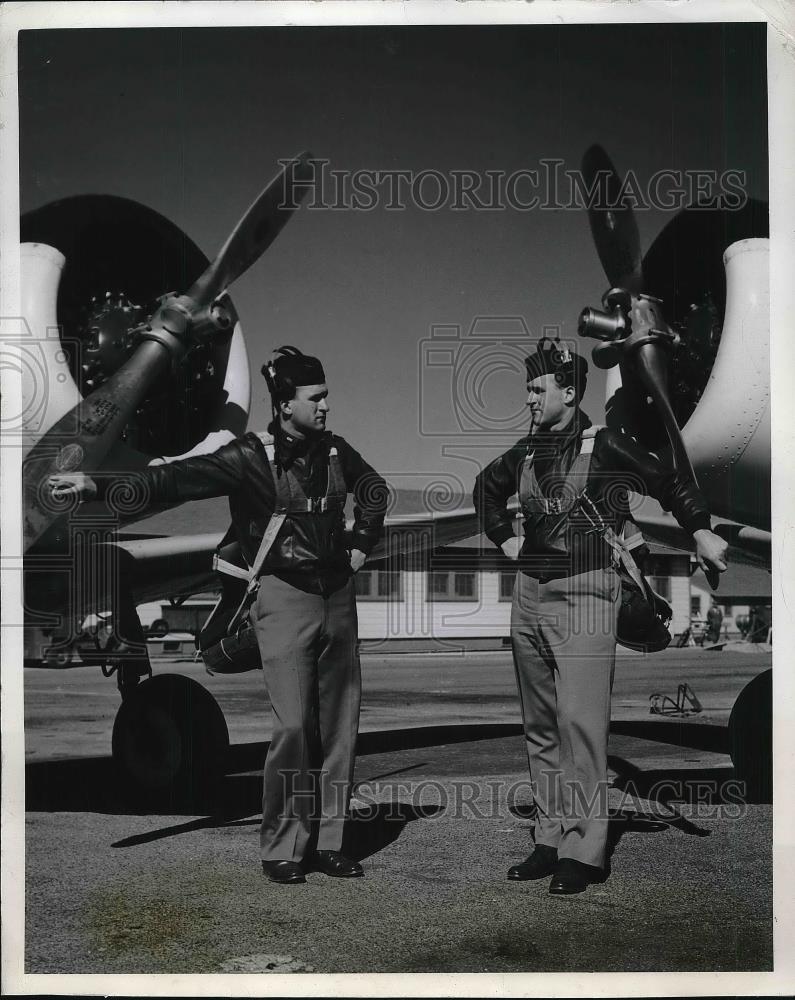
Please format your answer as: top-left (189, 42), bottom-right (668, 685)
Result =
top-left (145, 631), bottom-right (196, 659)
top-left (147, 618), bottom-right (171, 639)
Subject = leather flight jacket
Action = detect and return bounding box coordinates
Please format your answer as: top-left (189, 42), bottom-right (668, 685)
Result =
top-left (474, 411), bottom-right (711, 581)
top-left (101, 430), bottom-right (387, 596)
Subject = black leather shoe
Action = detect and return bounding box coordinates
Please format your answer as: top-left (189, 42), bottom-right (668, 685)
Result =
top-left (507, 845), bottom-right (558, 881)
top-left (549, 858), bottom-right (603, 895)
top-left (262, 860), bottom-right (306, 884)
top-left (313, 850), bottom-right (364, 878)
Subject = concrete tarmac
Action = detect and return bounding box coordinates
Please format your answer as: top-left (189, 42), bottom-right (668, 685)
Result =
top-left (21, 647), bottom-right (772, 974)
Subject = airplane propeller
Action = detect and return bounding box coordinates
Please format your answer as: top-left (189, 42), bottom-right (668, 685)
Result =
top-left (576, 146), bottom-right (718, 585)
top-left (581, 144), bottom-right (643, 296)
top-left (24, 152), bottom-right (315, 552)
top-left (184, 157), bottom-right (312, 308)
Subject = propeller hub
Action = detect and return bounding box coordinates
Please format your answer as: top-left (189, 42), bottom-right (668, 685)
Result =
top-left (579, 286), bottom-right (678, 367)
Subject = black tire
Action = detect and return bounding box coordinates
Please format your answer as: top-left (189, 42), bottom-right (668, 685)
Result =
top-left (728, 668), bottom-right (772, 804)
top-left (112, 674), bottom-right (229, 807)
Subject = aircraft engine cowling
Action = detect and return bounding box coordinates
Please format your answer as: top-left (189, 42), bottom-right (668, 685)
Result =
top-left (20, 195), bottom-right (251, 470)
top-left (603, 199), bottom-right (770, 533)
top-left (679, 238), bottom-right (770, 531)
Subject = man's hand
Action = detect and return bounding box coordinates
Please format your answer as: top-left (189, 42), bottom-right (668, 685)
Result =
top-left (693, 528), bottom-right (728, 589)
top-left (349, 549), bottom-right (367, 573)
top-left (46, 472), bottom-right (98, 503)
top-left (500, 536), bottom-right (522, 561)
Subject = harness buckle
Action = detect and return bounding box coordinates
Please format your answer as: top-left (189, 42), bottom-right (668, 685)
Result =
top-left (577, 491), bottom-right (607, 535)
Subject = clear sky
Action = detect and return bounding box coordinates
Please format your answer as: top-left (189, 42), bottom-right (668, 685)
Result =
top-left (19, 23), bottom-right (768, 492)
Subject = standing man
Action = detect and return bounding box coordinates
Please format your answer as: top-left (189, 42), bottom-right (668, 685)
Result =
top-left (474, 340), bottom-right (727, 894)
top-left (49, 346), bottom-right (387, 885)
top-left (706, 600), bottom-right (724, 644)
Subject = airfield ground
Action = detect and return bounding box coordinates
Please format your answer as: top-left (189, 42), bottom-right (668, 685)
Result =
top-left (19, 647), bottom-right (773, 976)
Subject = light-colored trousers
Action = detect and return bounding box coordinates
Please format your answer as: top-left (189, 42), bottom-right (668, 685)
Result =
top-left (250, 575), bottom-right (361, 862)
top-left (510, 566), bottom-right (621, 868)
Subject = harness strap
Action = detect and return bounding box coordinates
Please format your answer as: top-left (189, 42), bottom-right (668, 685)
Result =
top-left (517, 423), bottom-right (648, 581)
top-left (601, 524), bottom-right (648, 594)
top-left (212, 556), bottom-right (249, 581)
top-left (244, 512), bottom-right (287, 591)
top-left (260, 435), bottom-right (343, 513)
top-left (621, 522), bottom-right (646, 550)
top-left (225, 510), bottom-right (287, 635)
top-left (520, 425), bottom-right (602, 515)
top-left (216, 432), bottom-right (346, 634)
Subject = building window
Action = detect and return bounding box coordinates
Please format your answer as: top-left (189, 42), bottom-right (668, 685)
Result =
top-left (354, 570), bottom-right (403, 602)
top-left (426, 571), bottom-right (479, 602)
top-left (649, 576), bottom-right (671, 601)
top-left (691, 595), bottom-right (702, 618)
top-left (499, 571), bottom-right (515, 602)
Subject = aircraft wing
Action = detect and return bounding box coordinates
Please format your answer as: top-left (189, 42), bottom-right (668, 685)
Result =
top-left (107, 501), bottom-right (769, 608)
top-left (104, 505), bottom-right (486, 606)
top-left (632, 511), bottom-right (771, 570)
top-left (365, 507), bottom-right (484, 562)
top-left (107, 532), bottom-right (225, 607)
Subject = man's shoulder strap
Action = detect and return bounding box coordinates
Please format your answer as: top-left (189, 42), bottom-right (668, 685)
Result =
top-left (578, 424), bottom-right (605, 456)
top-left (561, 424), bottom-right (604, 484)
top-left (253, 429), bottom-right (340, 462)
top-left (253, 430), bottom-right (276, 461)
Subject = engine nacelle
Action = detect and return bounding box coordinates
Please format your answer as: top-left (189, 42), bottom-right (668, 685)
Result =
top-left (604, 232), bottom-right (770, 533)
top-left (680, 238), bottom-right (769, 530)
top-left (20, 195), bottom-right (251, 469)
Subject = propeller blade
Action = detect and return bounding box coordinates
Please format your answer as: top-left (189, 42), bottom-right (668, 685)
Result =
top-left (24, 153), bottom-right (315, 552)
top-left (632, 341), bottom-right (697, 484)
top-left (23, 341), bottom-right (172, 551)
top-left (186, 152), bottom-right (315, 307)
top-left (582, 144), bottom-right (643, 295)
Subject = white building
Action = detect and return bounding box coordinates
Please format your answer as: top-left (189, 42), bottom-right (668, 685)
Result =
top-left (148, 535), bottom-right (772, 652)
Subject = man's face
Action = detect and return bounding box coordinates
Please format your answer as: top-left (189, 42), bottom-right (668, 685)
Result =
top-left (283, 383), bottom-right (330, 435)
top-left (526, 373), bottom-right (574, 430)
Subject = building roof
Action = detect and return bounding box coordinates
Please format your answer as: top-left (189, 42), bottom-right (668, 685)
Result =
top-left (691, 563), bottom-right (771, 602)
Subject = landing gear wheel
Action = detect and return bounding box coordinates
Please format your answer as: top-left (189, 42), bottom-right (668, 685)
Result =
top-left (728, 668), bottom-right (772, 804)
top-left (112, 674), bottom-right (229, 808)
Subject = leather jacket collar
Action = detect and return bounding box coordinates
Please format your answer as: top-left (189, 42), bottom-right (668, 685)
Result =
top-left (275, 427), bottom-right (330, 471)
top-left (527, 409), bottom-right (592, 462)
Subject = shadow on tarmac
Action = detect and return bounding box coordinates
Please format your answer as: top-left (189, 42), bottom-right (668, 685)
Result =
top-left (605, 752), bottom-right (746, 850)
top-left (24, 723), bottom-right (527, 817)
top-left (24, 719), bottom-right (736, 858)
top-left (610, 719), bottom-right (729, 754)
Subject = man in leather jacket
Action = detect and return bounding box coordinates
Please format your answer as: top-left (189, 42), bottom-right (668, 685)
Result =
top-left (474, 340), bottom-right (727, 894)
top-left (49, 346), bottom-right (387, 885)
